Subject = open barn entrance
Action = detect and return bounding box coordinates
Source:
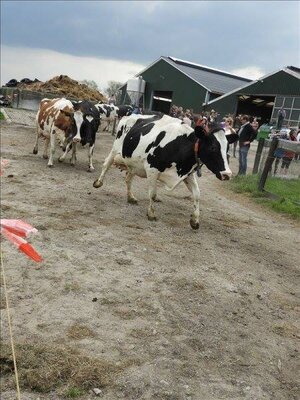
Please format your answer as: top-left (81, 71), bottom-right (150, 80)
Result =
top-left (151, 90), bottom-right (173, 114)
top-left (236, 95), bottom-right (275, 124)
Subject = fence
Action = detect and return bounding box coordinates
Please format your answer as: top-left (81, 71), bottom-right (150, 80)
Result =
top-left (253, 137), bottom-right (300, 192)
top-left (0, 88), bottom-right (77, 111)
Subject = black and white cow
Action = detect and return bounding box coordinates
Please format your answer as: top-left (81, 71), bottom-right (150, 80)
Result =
top-left (117, 105), bottom-right (134, 118)
top-left (58, 100), bottom-right (100, 171)
top-left (94, 103), bottom-right (119, 132)
top-left (93, 114), bottom-right (237, 229)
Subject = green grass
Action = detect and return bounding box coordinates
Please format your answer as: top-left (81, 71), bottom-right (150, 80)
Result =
top-left (229, 175), bottom-right (300, 219)
top-left (0, 111), bottom-right (5, 120)
top-left (64, 387), bottom-right (84, 398)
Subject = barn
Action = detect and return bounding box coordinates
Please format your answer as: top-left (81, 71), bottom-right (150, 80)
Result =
top-left (204, 66), bottom-right (300, 126)
top-left (120, 57), bottom-right (300, 127)
top-left (119, 56), bottom-right (251, 114)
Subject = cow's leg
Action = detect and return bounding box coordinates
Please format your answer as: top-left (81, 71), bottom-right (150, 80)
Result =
top-left (103, 121), bottom-right (108, 132)
top-left (184, 174), bottom-right (200, 230)
top-left (70, 142), bottom-right (77, 166)
top-left (126, 171), bottom-right (138, 204)
top-left (87, 143), bottom-right (95, 172)
top-left (146, 171), bottom-right (159, 221)
top-left (47, 129), bottom-right (56, 167)
top-left (93, 149), bottom-right (115, 188)
top-left (43, 138), bottom-right (50, 159)
top-left (58, 141), bottom-right (72, 163)
top-left (33, 124), bottom-right (40, 155)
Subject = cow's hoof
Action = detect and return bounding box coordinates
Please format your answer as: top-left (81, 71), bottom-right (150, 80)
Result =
top-left (93, 180), bottom-right (103, 188)
top-left (70, 163), bottom-right (75, 167)
top-left (128, 197), bottom-right (138, 205)
top-left (58, 157), bottom-right (63, 163)
top-left (154, 197), bottom-right (161, 203)
top-left (47, 164), bottom-right (53, 168)
top-left (43, 155), bottom-right (48, 159)
top-left (147, 214), bottom-right (157, 221)
top-left (33, 149), bottom-right (38, 155)
top-left (190, 219), bottom-right (199, 230)
top-left (87, 167), bottom-right (95, 173)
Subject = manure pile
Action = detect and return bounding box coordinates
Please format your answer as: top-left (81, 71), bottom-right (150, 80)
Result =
top-left (18, 75), bottom-right (105, 102)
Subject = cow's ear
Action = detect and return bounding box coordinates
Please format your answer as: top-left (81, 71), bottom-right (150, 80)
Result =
top-left (71, 101), bottom-right (81, 110)
top-left (61, 110), bottom-right (74, 118)
top-left (226, 133), bottom-right (239, 144)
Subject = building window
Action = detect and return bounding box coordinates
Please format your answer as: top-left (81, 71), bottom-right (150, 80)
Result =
top-left (271, 96), bottom-right (300, 127)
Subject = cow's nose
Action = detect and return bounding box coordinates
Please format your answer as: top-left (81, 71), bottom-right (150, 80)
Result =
top-left (220, 170), bottom-right (232, 180)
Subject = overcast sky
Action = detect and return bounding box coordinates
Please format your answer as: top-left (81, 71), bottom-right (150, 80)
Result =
top-left (1, 1), bottom-right (299, 92)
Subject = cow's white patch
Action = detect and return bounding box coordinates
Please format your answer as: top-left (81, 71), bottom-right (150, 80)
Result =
top-left (214, 130), bottom-right (232, 176)
top-left (73, 110), bottom-right (84, 141)
top-left (86, 115), bottom-right (94, 123)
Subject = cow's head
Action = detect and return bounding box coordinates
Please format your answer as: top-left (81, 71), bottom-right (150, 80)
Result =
top-left (195, 122), bottom-right (234, 181)
top-left (80, 113), bottom-right (100, 145)
top-left (55, 109), bottom-right (75, 147)
top-left (61, 103), bottom-right (85, 144)
top-left (69, 102), bottom-right (100, 145)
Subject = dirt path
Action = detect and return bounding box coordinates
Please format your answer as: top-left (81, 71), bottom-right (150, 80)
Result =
top-left (1, 113), bottom-right (299, 400)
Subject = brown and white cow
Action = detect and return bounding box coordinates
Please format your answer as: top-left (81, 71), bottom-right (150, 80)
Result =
top-left (33, 98), bottom-right (84, 167)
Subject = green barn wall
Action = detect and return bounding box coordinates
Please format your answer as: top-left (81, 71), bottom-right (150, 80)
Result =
top-left (206, 70), bottom-right (300, 117)
top-left (239, 71), bottom-right (300, 96)
top-left (204, 94), bottom-right (238, 117)
top-left (120, 59), bottom-right (208, 113)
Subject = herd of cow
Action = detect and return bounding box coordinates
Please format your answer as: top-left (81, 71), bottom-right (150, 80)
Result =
top-left (33, 98), bottom-right (237, 229)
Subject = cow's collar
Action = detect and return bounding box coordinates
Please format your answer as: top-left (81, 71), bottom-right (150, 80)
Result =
top-left (194, 139), bottom-right (203, 177)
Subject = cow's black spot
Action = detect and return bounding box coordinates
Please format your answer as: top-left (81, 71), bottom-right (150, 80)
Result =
top-left (122, 115), bottom-right (162, 158)
top-left (116, 125), bottom-right (124, 139)
top-left (145, 131), bottom-right (166, 153)
top-left (147, 134), bottom-right (196, 177)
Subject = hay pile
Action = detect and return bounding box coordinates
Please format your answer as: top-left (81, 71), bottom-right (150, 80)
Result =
top-left (18, 75), bottom-right (106, 102)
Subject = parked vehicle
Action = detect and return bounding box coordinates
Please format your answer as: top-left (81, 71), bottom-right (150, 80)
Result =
top-left (0, 95), bottom-right (12, 107)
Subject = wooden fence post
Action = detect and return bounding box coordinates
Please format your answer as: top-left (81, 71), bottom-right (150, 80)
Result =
top-left (112, 117), bottom-right (117, 136)
top-left (258, 137), bottom-right (278, 192)
top-left (252, 138), bottom-right (265, 174)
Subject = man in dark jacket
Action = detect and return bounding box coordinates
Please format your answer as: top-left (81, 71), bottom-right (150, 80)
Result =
top-left (237, 115), bottom-right (257, 175)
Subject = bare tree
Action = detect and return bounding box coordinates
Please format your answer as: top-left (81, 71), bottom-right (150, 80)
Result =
top-left (105, 80), bottom-right (123, 98)
top-left (80, 80), bottom-right (100, 91)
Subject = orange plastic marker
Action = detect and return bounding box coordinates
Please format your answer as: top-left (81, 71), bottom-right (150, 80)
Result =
top-left (0, 159), bottom-right (9, 175)
top-left (0, 219), bottom-right (38, 238)
top-left (1, 227), bottom-right (43, 262)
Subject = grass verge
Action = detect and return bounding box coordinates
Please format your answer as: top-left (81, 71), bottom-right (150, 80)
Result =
top-left (0, 342), bottom-right (119, 397)
top-left (0, 111), bottom-right (5, 120)
top-left (229, 175), bottom-right (300, 219)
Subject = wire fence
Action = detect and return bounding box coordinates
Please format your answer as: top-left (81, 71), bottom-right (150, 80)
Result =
top-left (253, 137), bottom-right (300, 192)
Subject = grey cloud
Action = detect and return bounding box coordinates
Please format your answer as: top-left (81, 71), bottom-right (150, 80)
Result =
top-left (1, 1), bottom-right (299, 73)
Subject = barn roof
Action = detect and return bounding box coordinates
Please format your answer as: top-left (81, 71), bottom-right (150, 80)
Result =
top-left (163, 56), bottom-right (252, 94)
top-left (119, 56), bottom-right (252, 94)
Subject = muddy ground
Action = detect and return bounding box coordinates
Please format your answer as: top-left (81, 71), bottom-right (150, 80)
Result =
top-left (0, 110), bottom-right (299, 400)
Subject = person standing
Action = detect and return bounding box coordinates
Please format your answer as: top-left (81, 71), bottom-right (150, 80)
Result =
top-left (280, 129), bottom-right (297, 174)
top-left (108, 94), bottom-right (116, 105)
top-left (224, 117), bottom-right (238, 163)
top-left (237, 114), bottom-right (257, 175)
top-left (233, 114), bottom-right (242, 157)
top-left (183, 112), bottom-right (192, 126)
top-left (277, 107), bottom-right (286, 130)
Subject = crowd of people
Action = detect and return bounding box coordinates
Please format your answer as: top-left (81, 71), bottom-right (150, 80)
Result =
top-left (169, 106), bottom-right (261, 175)
top-left (169, 105), bottom-right (299, 176)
